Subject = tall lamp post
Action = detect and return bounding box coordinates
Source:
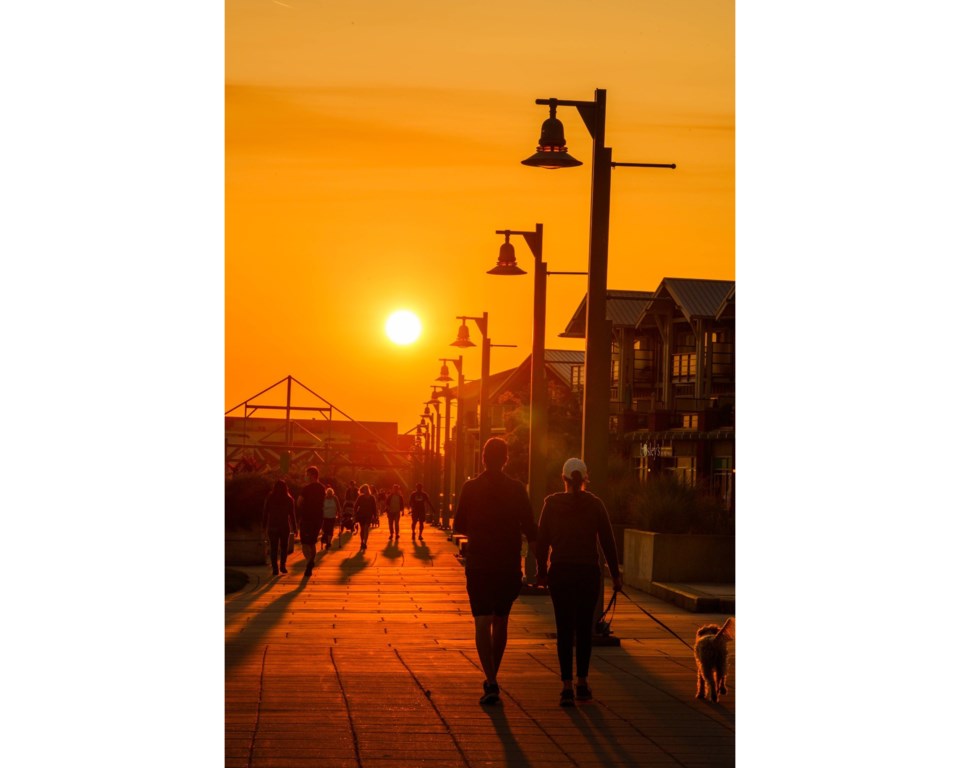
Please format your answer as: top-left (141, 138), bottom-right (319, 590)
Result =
top-left (521, 90), bottom-right (675, 500)
top-left (488, 224), bottom-right (548, 541)
top-left (430, 383), bottom-right (453, 526)
top-left (437, 357), bottom-right (463, 528)
top-left (450, 313), bottom-right (491, 468)
top-left (414, 425), bottom-right (425, 488)
top-left (426, 390), bottom-right (443, 522)
top-left (419, 405), bottom-right (434, 501)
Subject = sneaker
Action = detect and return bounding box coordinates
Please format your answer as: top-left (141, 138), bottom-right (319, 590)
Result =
top-left (575, 683), bottom-right (592, 701)
top-left (272, 567), bottom-right (280, 575)
top-left (560, 688), bottom-right (575, 707)
top-left (479, 681), bottom-right (500, 706)
top-left (419, 535), bottom-right (424, 542)
top-left (279, 565), bottom-right (287, 574)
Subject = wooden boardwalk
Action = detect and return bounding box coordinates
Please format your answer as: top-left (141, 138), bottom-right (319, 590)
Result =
top-left (226, 522), bottom-right (735, 767)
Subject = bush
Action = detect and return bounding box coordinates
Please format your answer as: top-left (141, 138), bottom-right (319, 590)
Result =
top-left (627, 474), bottom-right (734, 535)
top-left (225, 474), bottom-right (273, 531)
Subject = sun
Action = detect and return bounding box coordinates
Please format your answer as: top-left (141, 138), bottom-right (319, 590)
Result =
top-left (385, 310), bottom-right (422, 345)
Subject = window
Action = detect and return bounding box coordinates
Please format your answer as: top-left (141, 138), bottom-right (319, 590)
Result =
top-left (711, 329), bottom-right (734, 379)
top-left (681, 413), bottom-right (699, 429)
top-left (673, 456), bottom-right (696, 485)
top-left (633, 337), bottom-right (655, 387)
top-left (571, 364), bottom-right (583, 393)
top-left (672, 353), bottom-right (697, 382)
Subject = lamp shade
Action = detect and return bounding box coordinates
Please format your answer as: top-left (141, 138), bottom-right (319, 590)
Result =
top-left (521, 115), bottom-right (582, 169)
top-left (487, 240), bottom-right (526, 276)
top-left (451, 322), bottom-right (475, 348)
top-left (436, 363), bottom-right (453, 382)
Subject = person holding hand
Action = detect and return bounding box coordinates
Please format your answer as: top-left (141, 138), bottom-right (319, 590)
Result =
top-left (536, 458), bottom-right (623, 707)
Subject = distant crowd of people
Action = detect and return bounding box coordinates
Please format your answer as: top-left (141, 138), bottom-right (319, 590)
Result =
top-left (258, 438), bottom-right (622, 709)
top-left (261, 469), bottom-right (437, 576)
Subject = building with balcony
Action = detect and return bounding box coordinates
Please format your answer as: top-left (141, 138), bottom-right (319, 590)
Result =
top-left (561, 278), bottom-right (735, 509)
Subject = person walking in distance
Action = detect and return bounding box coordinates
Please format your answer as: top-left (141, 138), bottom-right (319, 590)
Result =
top-left (262, 479), bottom-right (297, 575)
top-left (453, 438), bottom-right (537, 706)
top-left (386, 484), bottom-right (405, 542)
top-left (374, 487), bottom-right (387, 528)
top-left (321, 487), bottom-right (341, 551)
top-left (343, 480), bottom-right (359, 530)
top-left (408, 482), bottom-right (434, 543)
top-left (536, 458), bottom-right (623, 707)
top-left (296, 466), bottom-right (326, 576)
top-left (354, 484), bottom-right (378, 553)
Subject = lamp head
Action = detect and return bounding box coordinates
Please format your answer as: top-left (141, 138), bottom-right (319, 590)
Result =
top-left (521, 103), bottom-right (582, 169)
top-left (487, 236), bottom-right (526, 276)
top-left (436, 362), bottom-right (453, 382)
top-left (451, 321), bottom-right (476, 348)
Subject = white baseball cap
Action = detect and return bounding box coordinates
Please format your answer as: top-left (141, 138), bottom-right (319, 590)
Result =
top-left (562, 458), bottom-right (588, 479)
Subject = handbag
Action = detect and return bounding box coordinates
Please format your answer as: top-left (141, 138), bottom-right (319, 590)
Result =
top-left (287, 531), bottom-right (296, 555)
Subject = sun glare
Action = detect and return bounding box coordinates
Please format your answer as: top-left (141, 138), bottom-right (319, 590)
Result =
top-left (385, 310), bottom-right (422, 345)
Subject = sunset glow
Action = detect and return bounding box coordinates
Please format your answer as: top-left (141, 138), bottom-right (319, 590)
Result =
top-left (385, 310), bottom-right (422, 346)
top-left (225, 1), bottom-right (735, 423)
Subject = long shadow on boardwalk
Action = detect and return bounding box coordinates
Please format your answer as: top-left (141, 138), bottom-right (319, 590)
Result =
top-left (566, 701), bottom-right (657, 766)
top-left (411, 542), bottom-right (433, 563)
top-left (225, 576), bottom-right (310, 673)
top-left (337, 550), bottom-right (370, 584)
top-left (593, 651), bottom-right (736, 732)
top-left (224, 575), bottom-right (283, 629)
top-left (380, 540), bottom-right (403, 562)
top-left (482, 706), bottom-right (535, 768)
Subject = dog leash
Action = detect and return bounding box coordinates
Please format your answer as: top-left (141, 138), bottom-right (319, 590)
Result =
top-left (620, 590), bottom-right (694, 650)
top-left (595, 592), bottom-right (617, 635)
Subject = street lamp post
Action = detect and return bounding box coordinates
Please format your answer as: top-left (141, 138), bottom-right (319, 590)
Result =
top-left (522, 89), bottom-right (675, 632)
top-left (437, 357), bottom-right (464, 528)
top-left (427, 389), bottom-right (443, 522)
top-left (522, 89), bottom-right (675, 501)
top-left (414, 425), bottom-right (425, 488)
top-left (450, 313), bottom-right (491, 470)
top-left (488, 224), bottom-right (547, 581)
top-left (450, 315), bottom-right (517, 477)
top-left (420, 405), bottom-right (435, 502)
top-left (432, 378), bottom-right (455, 528)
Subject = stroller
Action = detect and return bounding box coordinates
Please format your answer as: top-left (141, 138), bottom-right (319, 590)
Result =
top-left (339, 501), bottom-right (358, 537)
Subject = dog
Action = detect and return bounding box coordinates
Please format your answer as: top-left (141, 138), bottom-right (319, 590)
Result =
top-left (694, 617), bottom-right (734, 702)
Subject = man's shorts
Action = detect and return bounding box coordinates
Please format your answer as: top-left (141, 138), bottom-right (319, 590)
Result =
top-left (465, 568), bottom-right (523, 617)
top-left (411, 510), bottom-right (425, 524)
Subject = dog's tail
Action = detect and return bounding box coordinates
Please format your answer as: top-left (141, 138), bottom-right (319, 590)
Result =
top-left (717, 617), bottom-right (735, 641)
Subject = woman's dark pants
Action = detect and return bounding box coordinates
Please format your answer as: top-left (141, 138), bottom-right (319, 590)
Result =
top-left (547, 564), bottom-right (602, 681)
top-left (267, 526), bottom-right (289, 570)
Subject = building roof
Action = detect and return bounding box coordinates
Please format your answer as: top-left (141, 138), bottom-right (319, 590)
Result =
top-left (449, 368), bottom-right (514, 401)
top-left (660, 278), bottom-right (735, 321)
top-left (636, 277), bottom-right (736, 329)
top-left (544, 349), bottom-right (584, 390)
top-left (560, 290), bottom-right (656, 338)
top-left (716, 284), bottom-right (735, 321)
top-left (446, 350), bottom-right (586, 404)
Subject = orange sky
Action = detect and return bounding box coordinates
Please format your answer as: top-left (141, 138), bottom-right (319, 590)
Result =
top-left (225, 0), bottom-right (734, 429)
